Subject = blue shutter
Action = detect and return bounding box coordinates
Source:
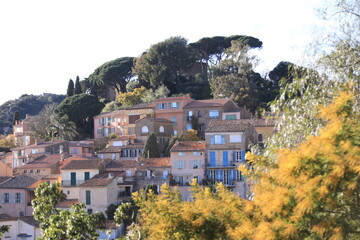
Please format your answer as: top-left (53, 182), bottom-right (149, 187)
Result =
top-left (207, 170), bottom-right (210, 179)
top-left (1, 193), bottom-right (4, 204)
top-left (220, 170), bottom-right (224, 182)
top-left (228, 170), bottom-right (232, 184)
top-left (241, 150), bottom-right (246, 162)
top-left (233, 170), bottom-right (237, 180)
top-left (223, 151), bottom-right (228, 166)
top-left (233, 151), bottom-right (236, 162)
top-left (210, 136), bottom-right (215, 144)
top-left (20, 193), bottom-right (23, 203)
top-left (221, 135), bottom-right (225, 144)
top-left (210, 151), bottom-right (216, 167)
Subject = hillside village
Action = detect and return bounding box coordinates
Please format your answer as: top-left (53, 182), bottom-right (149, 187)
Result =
top-left (0, 93), bottom-right (274, 239)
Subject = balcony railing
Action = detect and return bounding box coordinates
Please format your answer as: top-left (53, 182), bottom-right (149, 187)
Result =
top-left (207, 179), bottom-right (235, 186)
top-left (207, 163), bottom-right (236, 168)
top-left (61, 180), bottom-right (85, 187)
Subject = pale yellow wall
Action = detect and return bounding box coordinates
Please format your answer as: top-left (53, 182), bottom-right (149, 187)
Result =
top-left (170, 151), bottom-right (206, 183)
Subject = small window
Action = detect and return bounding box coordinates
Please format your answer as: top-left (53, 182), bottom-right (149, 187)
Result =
top-left (186, 124), bottom-right (192, 131)
top-left (178, 152), bottom-right (186, 156)
top-left (16, 193), bottom-right (21, 203)
top-left (141, 126), bottom-right (149, 133)
top-left (4, 193), bottom-right (9, 203)
top-left (176, 160), bottom-right (185, 169)
top-left (209, 110), bottom-right (219, 119)
top-left (30, 170), bottom-right (33, 173)
top-left (171, 102), bottom-right (179, 108)
top-left (23, 170), bottom-right (27, 173)
top-left (188, 111), bottom-right (193, 117)
top-left (85, 191), bottom-right (91, 205)
top-left (191, 160), bottom-right (200, 169)
top-left (230, 134), bottom-right (242, 143)
top-left (126, 169), bottom-right (132, 177)
top-left (193, 152), bottom-right (202, 156)
top-left (36, 169), bottom-right (40, 173)
top-left (258, 134), bottom-right (263, 142)
top-left (172, 116), bottom-right (177, 126)
top-left (174, 130), bottom-right (178, 135)
top-left (73, 149), bottom-right (78, 154)
top-left (197, 110), bottom-right (202, 117)
top-left (159, 126), bottom-right (164, 133)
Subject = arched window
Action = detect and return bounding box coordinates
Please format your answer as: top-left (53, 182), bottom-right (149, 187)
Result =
top-left (159, 126), bottom-right (164, 133)
top-left (141, 126), bottom-right (149, 133)
top-left (258, 134), bottom-right (263, 142)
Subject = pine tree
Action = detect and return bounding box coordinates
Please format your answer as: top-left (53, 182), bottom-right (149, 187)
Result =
top-left (67, 79), bottom-right (74, 96)
top-left (143, 133), bottom-right (160, 158)
top-left (74, 76), bottom-right (82, 95)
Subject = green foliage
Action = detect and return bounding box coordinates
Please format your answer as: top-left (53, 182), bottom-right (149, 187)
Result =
top-left (12, 111), bottom-right (20, 125)
top-left (117, 86), bottom-right (148, 107)
top-left (102, 101), bottom-right (123, 112)
top-left (33, 182), bottom-right (105, 240)
top-left (164, 134), bottom-right (184, 157)
top-left (105, 203), bottom-right (119, 220)
top-left (88, 57), bottom-right (135, 95)
top-left (133, 36), bottom-right (195, 93)
top-left (55, 93), bottom-right (104, 139)
top-left (0, 93), bottom-right (65, 135)
top-left (74, 76), bottom-right (82, 95)
top-left (142, 133), bottom-right (159, 158)
top-left (0, 135), bottom-right (15, 149)
top-left (67, 79), bottom-right (75, 97)
top-left (0, 206), bottom-right (9, 237)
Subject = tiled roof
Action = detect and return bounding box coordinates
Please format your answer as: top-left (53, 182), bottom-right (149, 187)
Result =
top-left (153, 94), bottom-right (192, 102)
top-left (126, 103), bottom-right (153, 110)
top-left (11, 140), bottom-right (67, 151)
top-left (56, 199), bottom-right (79, 208)
top-left (138, 157), bottom-right (171, 169)
top-left (184, 98), bottom-right (235, 109)
top-left (98, 143), bottom-right (144, 153)
top-left (135, 116), bottom-right (173, 123)
top-left (69, 142), bottom-right (93, 147)
top-left (62, 159), bottom-right (105, 170)
top-left (16, 154), bottom-right (62, 169)
top-left (27, 176), bottom-right (61, 190)
top-left (106, 160), bottom-right (139, 169)
top-left (206, 120), bottom-right (250, 132)
top-left (0, 177), bottom-right (11, 184)
top-left (19, 216), bottom-right (40, 227)
top-left (0, 175), bottom-right (39, 189)
top-left (93, 109), bottom-right (126, 118)
top-left (110, 135), bottom-right (136, 141)
top-left (79, 171), bottom-right (121, 187)
top-left (0, 213), bottom-right (14, 221)
top-left (171, 141), bottom-right (206, 152)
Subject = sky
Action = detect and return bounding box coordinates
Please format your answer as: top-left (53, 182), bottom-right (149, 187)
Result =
top-left (0, 0), bottom-right (325, 106)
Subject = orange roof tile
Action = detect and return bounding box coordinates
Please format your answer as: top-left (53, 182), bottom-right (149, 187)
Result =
top-left (171, 141), bottom-right (206, 152)
top-left (138, 157), bottom-right (170, 168)
top-left (56, 199), bottom-right (78, 208)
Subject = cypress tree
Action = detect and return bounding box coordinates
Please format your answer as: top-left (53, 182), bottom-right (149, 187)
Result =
top-left (12, 111), bottom-right (21, 125)
top-left (67, 79), bottom-right (74, 96)
top-left (143, 133), bottom-right (160, 158)
top-left (74, 76), bottom-right (82, 95)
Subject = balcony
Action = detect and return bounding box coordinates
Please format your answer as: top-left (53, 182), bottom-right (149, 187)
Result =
top-left (207, 163), bottom-right (236, 169)
top-left (207, 179), bottom-right (235, 186)
top-left (61, 180), bottom-right (85, 187)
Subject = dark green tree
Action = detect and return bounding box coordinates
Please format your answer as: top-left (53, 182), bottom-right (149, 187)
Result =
top-left (88, 57), bottom-right (135, 95)
top-left (142, 133), bottom-right (160, 158)
top-left (0, 206), bottom-right (9, 237)
top-left (105, 203), bottom-right (119, 220)
top-left (12, 111), bottom-right (20, 125)
top-left (67, 79), bottom-right (74, 96)
top-left (164, 134), bottom-right (184, 157)
top-left (74, 76), bottom-right (82, 95)
top-left (32, 182), bottom-right (105, 240)
top-left (55, 94), bottom-right (104, 139)
top-left (133, 37), bottom-right (195, 93)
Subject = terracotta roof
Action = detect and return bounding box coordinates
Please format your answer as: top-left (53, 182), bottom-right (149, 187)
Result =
top-left (62, 159), bottom-right (106, 170)
top-left (171, 141), bottom-right (206, 152)
top-left (126, 103), bottom-right (153, 110)
top-left (138, 157), bottom-right (171, 169)
top-left (11, 140), bottom-right (67, 151)
top-left (206, 120), bottom-right (250, 132)
top-left (0, 175), bottom-right (39, 189)
top-left (16, 154), bottom-right (62, 169)
top-left (153, 94), bottom-right (192, 102)
top-left (93, 109), bottom-right (126, 118)
top-left (56, 199), bottom-right (79, 208)
top-left (184, 98), bottom-right (235, 109)
top-left (79, 171), bottom-right (121, 187)
top-left (106, 160), bottom-right (139, 169)
top-left (110, 135), bottom-right (136, 141)
top-left (135, 116), bottom-right (173, 123)
top-left (27, 176), bottom-right (60, 190)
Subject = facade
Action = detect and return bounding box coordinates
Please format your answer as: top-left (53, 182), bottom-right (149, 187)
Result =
top-left (13, 114), bottom-right (35, 147)
top-left (170, 141), bottom-right (206, 201)
top-left (0, 175), bottom-right (39, 217)
top-left (0, 214), bottom-right (41, 240)
top-left (93, 110), bottom-right (127, 139)
top-left (134, 116), bottom-right (173, 156)
top-left (11, 141), bottom-right (69, 168)
top-left (69, 141), bottom-right (94, 157)
top-left (124, 103), bottom-right (154, 135)
top-left (183, 98), bottom-right (246, 138)
top-left (97, 136), bottom-right (143, 161)
top-left (153, 95), bottom-right (194, 135)
top-left (205, 119), bottom-right (257, 198)
top-left (0, 159), bottom-right (13, 176)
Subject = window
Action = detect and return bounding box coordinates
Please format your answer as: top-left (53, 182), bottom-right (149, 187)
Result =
top-left (171, 116), bottom-right (177, 126)
top-left (186, 124), bottom-right (192, 131)
top-left (174, 130), bottom-right (178, 135)
top-left (113, 141), bottom-right (123, 147)
top-left (209, 110), bottom-right (219, 119)
top-left (156, 103), bottom-right (167, 110)
top-left (23, 170), bottom-right (27, 173)
top-left (126, 169), bottom-right (132, 177)
top-left (84, 172), bottom-right (90, 181)
top-left (16, 193), bottom-right (21, 203)
top-left (236, 170), bottom-right (243, 181)
top-left (230, 134), bottom-right (242, 143)
top-left (258, 134), bottom-right (263, 142)
top-left (71, 172), bottom-right (77, 186)
top-left (112, 153), bottom-right (116, 160)
top-left (87, 209), bottom-right (93, 214)
top-left (163, 170), bottom-right (169, 179)
top-left (176, 160), bottom-right (185, 169)
top-left (141, 126), bottom-right (149, 133)
top-left (73, 148), bottom-right (78, 154)
top-left (209, 170), bottom-right (216, 180)
top-left (191, 160), bottom-right (200, 169)
top-left (188, 111), bottom-right (193, 117)
top-left (178, 152), bottom-right (186, 156)
top-left (3, 193), bottom-right (9, 203)
top-left (234, 151), bottom-right (242, 162)
top-left (159, 126), bottom-right (164, 133)
top-left (30, 170), bottom-right (33, 173)
top-left (85, 191), bottom-right (91, 205)
top-left (99, 153), bottom-right (104, 159)
top-left (197, 110), bottom-right (202, 117)
top-left (31, 149), bottom-right (38, 154)
top-left (171, 102), bottom-right (179, 108)
top-left (211, 135), bottom-right (225, 144)
top-left (36, 169), bottom-right (40, 173)
top-left (193, 152), bottom-right (202, 156)
top-left (225, 114), bottom-right (237, 120)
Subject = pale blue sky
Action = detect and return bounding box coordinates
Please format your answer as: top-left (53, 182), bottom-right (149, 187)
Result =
top-left (0, 0), bottom-right (324, 105)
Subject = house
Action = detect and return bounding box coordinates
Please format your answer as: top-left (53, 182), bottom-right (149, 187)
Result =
top-left (78, 171), bottom-right (123, 214)
top-left (183, 98), bottom-right (248, 138)
top-left (237, 118), bottom-right (275, 147)
top-left (11, 141), bottom-right (69, 168)
top-left (0, 175), bottom-right (40, 217)
top-left (97, 136), bottom-right (143, 161)
top-left (69, 140), bottom-right (94, 157)
top-left (170, 141), bottom-right (206, 201)
top-left (14, 154), bottom-right (64, 176)
top-left (13, 114), bottom-right (35, 147)
top-left (0, 152), bottom-right (13, 169)
top-left (152, 94), bottom-right (194, 135)
top-left (98, 220), bottom-right (124, 240)
top-left (0, 214), bottom-right (41, 240)
top-left (205, 119), bottom-right (257, 198)
top-left (0, 157), bottom-right (13, 176)
top-left (124, 103), bottom-right (154, 135)
top-left (93, 110), bottom-right (127, 139)
top-left (61, 159), bottom-right (110, 200)
top-left (134, 116), bottom-right (173, 156)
